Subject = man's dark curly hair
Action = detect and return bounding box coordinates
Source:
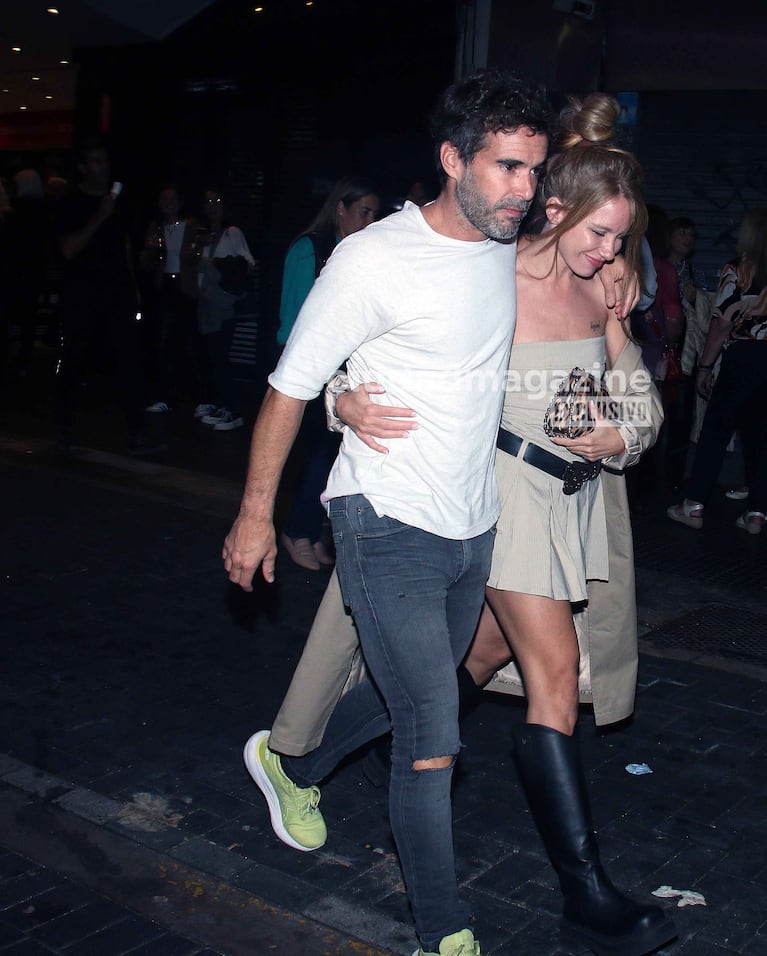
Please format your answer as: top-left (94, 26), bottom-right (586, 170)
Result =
top-left (429, 69), bottom-right (552, 180)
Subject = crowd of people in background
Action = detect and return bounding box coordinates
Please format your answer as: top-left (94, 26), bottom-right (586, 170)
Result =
top-left (0, 131), bottom-right (762, 521)
top-left (0, 144), bottom-right (262, 455)
top-left (627, 202), bottom-right (765, 537)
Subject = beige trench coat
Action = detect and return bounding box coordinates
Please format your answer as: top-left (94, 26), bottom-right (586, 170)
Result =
top-left (268, 339), bottom-right (663, 756)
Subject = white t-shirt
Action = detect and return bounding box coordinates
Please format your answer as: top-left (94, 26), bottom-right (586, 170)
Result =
top-left (203, 226), bottom-right (255, 265)
top-left (163, 220), bottom-right (187, 274)
top-left (270, 202), bottom-right (517, 539)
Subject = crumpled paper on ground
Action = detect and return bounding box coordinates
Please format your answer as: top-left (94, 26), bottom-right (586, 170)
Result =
top-left (652, 885), bottom-right (707, 907)
top-left (625, 762), bottom-right (653, 775)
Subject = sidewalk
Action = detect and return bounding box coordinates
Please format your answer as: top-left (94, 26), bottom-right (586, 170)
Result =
top-left (1, 346), bottom-right (767, 955)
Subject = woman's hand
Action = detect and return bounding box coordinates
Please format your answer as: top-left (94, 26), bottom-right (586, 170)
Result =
top-left (336, 383), bottom-right (417, 454)
top-left (551, 402), bottom-right (626, 461)
top-left (696, 367), bottom-right (713, 400)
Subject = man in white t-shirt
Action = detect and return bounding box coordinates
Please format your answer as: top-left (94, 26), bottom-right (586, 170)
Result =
top-left (223, 69), bottom-right (551, 956)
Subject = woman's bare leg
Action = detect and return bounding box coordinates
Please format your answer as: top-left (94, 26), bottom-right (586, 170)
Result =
top-left (483, 587), bottom-right (579, 735)
top-left (463, 601), bottom-right (513, 686)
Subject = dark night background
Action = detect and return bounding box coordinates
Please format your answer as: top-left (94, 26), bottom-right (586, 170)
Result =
top-left (71, 0), bottom-right (457, 338)
top-left (3, 0), bottom-right (767, 370)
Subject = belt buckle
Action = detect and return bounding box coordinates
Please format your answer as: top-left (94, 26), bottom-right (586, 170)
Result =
top-left (562, 460), bottom-right (601, 495)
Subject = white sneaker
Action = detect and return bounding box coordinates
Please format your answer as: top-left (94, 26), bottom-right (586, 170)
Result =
top-left (145, 401), bottom-right (170, 413)
top-left (194, 403), bottom-right (216, 419)
top-left (213, 411), bottom-right (244, 431)
top-left (667, 499), bottom-right (704, 530)
top-left (736, 511), bottom-right (765, 535)
top-left (201, 406), bottom-right (227, 425)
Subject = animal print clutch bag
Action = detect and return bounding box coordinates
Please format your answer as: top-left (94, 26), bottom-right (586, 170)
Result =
top-left (543, 367), bottom-right (611, 439)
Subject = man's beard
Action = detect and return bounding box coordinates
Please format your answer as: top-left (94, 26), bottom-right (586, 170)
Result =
top-left (456, 170), bottom-right (531, 241)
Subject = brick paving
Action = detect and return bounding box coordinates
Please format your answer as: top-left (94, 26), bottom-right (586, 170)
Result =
top-left (1, 350), bottom-right (767, 954)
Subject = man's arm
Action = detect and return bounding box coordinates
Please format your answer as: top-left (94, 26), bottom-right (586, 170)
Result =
top-left (222, 386), bottom-right (307, 589)
top-left (60, 193), bottom-right (115, 260)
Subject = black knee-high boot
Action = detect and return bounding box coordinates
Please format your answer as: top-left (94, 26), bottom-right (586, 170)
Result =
top-left (512, 723), bottom-right (677, 956)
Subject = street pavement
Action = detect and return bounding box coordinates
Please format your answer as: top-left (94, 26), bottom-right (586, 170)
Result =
top-left (1, 347), bottom-right (766, 955)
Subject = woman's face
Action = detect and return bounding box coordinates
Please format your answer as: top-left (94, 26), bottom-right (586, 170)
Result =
top-left (670, 225), bottom-right (695, 259)
top-left (336, 193), bottom-right (380, 239)
top-left (549, 195), bottom-right (633, 279)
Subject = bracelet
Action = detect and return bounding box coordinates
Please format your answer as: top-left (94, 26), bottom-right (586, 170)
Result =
top-left (697, 364), bottom-right (714, 371)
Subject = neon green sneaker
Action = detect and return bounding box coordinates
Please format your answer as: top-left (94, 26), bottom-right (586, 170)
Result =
top-left (243, 730), bottom-right (327, 852)
top-left (412, 928), bottom-right (480, 956)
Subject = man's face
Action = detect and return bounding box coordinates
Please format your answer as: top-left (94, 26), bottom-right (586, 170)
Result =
top-left (158, 188), bottom-right (181, 221)
top-left (455, 128), bottom-right (548, 241)
top-left (79, 148), bottom-right (110, 192)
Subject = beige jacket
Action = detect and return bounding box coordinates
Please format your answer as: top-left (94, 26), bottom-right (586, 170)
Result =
top-left (268, 339), bottom-right (663, 755)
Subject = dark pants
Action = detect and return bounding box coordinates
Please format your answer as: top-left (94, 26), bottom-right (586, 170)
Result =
top-left (687, 340), bottom-right (767, 514)
top-left (145, 276), bottom-right (198, 405)
top-left (55, 282), bottom-right (145, 437)
top-left (9, 271), bottom-right (44, 371)
top-left (283, 397), bottom-right (341, 543)
top-left (659, 373), bottom-right (694, 489)
top-left (202, 318), bottom-right (241, 415)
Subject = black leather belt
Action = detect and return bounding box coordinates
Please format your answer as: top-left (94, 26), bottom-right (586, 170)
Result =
top-left (496, 428), bottom-right (601, 496)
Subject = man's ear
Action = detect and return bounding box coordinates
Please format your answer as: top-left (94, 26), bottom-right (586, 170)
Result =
top-left (439, 141), bottom-right (464, 183)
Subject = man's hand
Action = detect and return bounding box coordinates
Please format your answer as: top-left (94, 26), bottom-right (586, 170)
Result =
top-left (336, 383), bottom-right (416, 454)
top-left (220, 387), bottom-right (307, 589)
top-left (222, 513), bottom-right (277, 590)
top-left (551, 403), bottom-right (626, 461)
top-left (96, 192), bottom-right (116, 223)
top-left (598, 258), bottom-right (640, 319)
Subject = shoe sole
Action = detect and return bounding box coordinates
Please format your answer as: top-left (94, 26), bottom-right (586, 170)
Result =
top-left (562, 914), bottom-right (677, 956)
top-left (243, 731), bottom-right (322, 853)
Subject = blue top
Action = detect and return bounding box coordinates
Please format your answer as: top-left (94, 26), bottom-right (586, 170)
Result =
top-left (277, 235), bottom-right (318, 346)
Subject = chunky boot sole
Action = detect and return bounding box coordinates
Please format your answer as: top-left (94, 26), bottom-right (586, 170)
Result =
top-left (513, 725), bottom-right (677, 956)
top-left (562, 909), bottom-right (677, 955)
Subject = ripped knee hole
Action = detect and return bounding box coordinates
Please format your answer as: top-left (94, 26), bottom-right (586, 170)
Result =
top-left (412, 754), bottom-right (456, 772)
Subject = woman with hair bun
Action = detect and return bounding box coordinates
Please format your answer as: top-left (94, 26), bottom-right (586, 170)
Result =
top-left (458, 93), bottom-right (674, 956)
top-left (333, 93), bottom-right (675, 955)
